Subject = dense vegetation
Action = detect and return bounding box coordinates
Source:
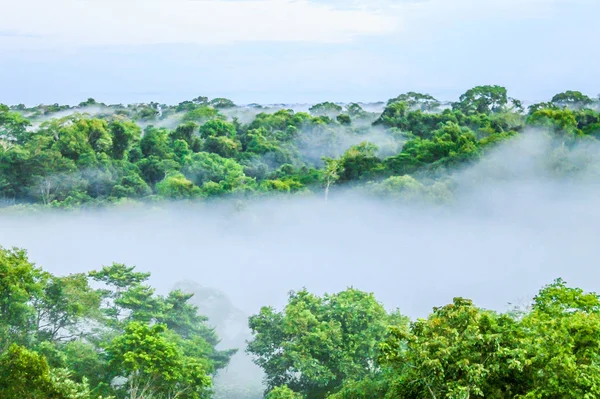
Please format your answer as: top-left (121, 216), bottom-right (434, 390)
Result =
top-left (1, 87), bottom-right (599, 208)
top-left (2, 87), bottom-right (600, 398)
top-left (0, 246), bottom-right (236, 399)
top-left (3, 246), bottom-right (600, 399)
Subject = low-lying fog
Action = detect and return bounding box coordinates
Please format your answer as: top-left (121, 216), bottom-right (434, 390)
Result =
top-left (0, 181), bottom-right (598, 319)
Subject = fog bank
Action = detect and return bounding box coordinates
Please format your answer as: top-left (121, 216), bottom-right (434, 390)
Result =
top-left (0, 184), bottom-right (598, 319)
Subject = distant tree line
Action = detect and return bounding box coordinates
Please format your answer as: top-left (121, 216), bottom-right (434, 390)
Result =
top-left (1, 87), bottom-right (599, 208)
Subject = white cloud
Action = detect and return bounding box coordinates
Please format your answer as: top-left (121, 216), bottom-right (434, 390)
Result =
top-left (0, 0), bottom-right (398, 47)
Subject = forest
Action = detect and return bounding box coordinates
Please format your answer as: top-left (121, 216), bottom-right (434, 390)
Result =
top-left (2, 86), bottom-right (600, 399)
top-left (0, 86), bottom-right (599, 208)
top-left (2, 246), bottom-right (600, 399)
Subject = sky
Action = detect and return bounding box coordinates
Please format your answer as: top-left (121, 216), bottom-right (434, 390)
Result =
top-left (0, 0), bottom-right (599, 105)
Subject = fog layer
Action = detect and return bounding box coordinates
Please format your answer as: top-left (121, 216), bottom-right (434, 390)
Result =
top-left (0, 148), bottom-right (598, 319)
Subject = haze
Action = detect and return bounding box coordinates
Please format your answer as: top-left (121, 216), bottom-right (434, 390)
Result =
top-left (1, 131), bottom-right (598, 320)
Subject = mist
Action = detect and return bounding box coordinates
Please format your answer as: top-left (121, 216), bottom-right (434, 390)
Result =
top-left (1, 132), bottom-right (599, 318)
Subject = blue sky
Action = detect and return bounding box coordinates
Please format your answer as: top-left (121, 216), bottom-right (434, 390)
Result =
top-left (0, 0), bottom-right (598, 106)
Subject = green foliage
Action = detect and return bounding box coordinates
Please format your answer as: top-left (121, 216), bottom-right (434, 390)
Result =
top-left (386, 92), bottom-right (440, 111)
top-left (380, 298), bottom-right (519, 399)
top-left (183, 106), bottom-right (222, 123)
top-left (0, 105), bottom-right (31, 143)
top-left (0, 344), bottom-right (93, 399)
top-left (209, 97), bottom-right (236, 109)
top-left (199, 119), bottom-right (237, 139)
top-left (266, 385), bottom-right (303, 399)
top-left (326, 279), bottom-right (600, 399)
top-left (453, 85), bottom-right (509, 115)
top-left (0, 248), bottom-right (235, 399)
top-left (0, 247), bottom-right (45, 349)
top-left (107, 322), bottom-right (211, 399)
top-left (337, 142), bottom-right (382, 182)
top-left (551, 90), bottom-right (593, 108)
top-left (0, 87), bottom-right (597, 206)
top-left (155, 173), bottom-right (202, 199)
top-left (109, 120), bottom-right (140, 160)
top-left (247, 288), bottom-right (405, 399)
top-left (309, 102), bottom-right (343, 116)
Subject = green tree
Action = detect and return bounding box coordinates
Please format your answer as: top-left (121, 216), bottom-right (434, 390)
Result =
top-left (387, 92), bottom-right (440, 111)
top-left (321, 157), bottom-right (343, 201)
top-left (140, 126), bottom-right (171, 158)
top-left (517, 279), bottom-right (600, 398)
top-left (379, 298), bottom-right (520, 399)
top-left (0, 344), bottom-right (92, 399)
top-left (171, 122), bottom-right (198, 146)
top-left (248, 288), bottom-right (404, 399)
top-left (198, 119), bottom-right (237, 139)
top-left (109, 120), bottom-right (141, 160)
top-left (0, 247), bottom-right (45, 350)
top-left (155, 173), bottom-right (202, 199)
top-left (266, 385), bottom-right (303, 399)
top-left (551, 90), bottom-right (593, 109)
top-left (209, 98), bottom-right (236, 109)
top-left (453, 85), bottom-right (508, 115)
top-left (309, 102), bottom-right (343, 117)
top-left (106, 322), bottom-right (211, 399)
top-left (34, 273), bottom-right (101, 342)
top-left (527, 108), bottom-right (581, 138)
top-left (182, 152), bottom-right (248, 189)
top-left (0, 104), bottom-right (31, 143)
top-left (337, 142), bottom-right (382, 182)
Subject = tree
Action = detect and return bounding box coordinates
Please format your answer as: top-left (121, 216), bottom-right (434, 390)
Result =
top-left (0, 247), bottom-right (45, 350)
top-left (136, 155), bottom-right (180, 186)
top-left (336, 114), bottom-right (351, 125)
top-left (309, 102), bottom-right (343, 117)
top-left (337, 142), bottom-right (382, 182)
top-left (140, 126), bottom-right (171, 158)
top-left (106, 322), bottom-right (211, 399)
top-left (373, 101), bottom-right (408, 128)
top-left (453, 85), bottom-right (508, 115)
top-left (209, 98), bottom-right (236, 109)
top-left (516, 279), bottom-right (600, 398)
top-left (182, 152), bottom-right (248, 189)
top-left (111, 171), bottom-right (151, 198)
top-left (0, 343), bottom-right (55, 399)
top-left (368, 175), bottom-right (426, 202)
top-left (247, 288), bottom-right (404, 399)
top-left (527, 108), bottom-right (581, 138)
top-left (89, 263), bottom-right (154, 327)
top-left (183, 106), bottom-right (222, 123)
top-left (266, 386), bottom-right (303, 399)
top-left (34, 273), bottom-right (101, 342)
top-left (551, 90), bottom-right (593, 109)
top-left (110, 120), bottom-right (141, 160)
top-left (48, 117), bottom-right (95, 162)
top-left (0, 105), bottom-right (31, 143)
top-left (171, 122), bottom-right (198, 146)
top-left (379, 298), bottom-right (520, 399)
top-left (198, 119), bottom-right (237, 139)
top-left (384, 122), bottom-right (480, 175)
top-left (78, 98), bottom-right (98, 107)
top-left (386, 92), bottom-right (440, 111)
top-left (321, 157), bottom-right (343, 201)
top-left (0, 344), bottom-right (92, 399)
top-left (346, 103), bottom-right (367, 118)
top-left (203, 136), bottom-right (241, 158)
top-left (155, 173), bottom-right (202, 199)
